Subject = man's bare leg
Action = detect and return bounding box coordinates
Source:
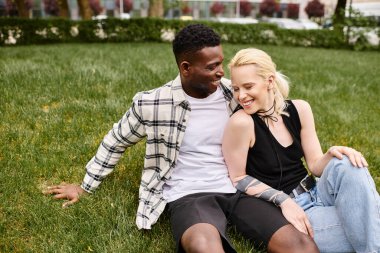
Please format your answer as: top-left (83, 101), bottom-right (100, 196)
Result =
top-left (268, 224), bottom-right (319, 253)
top-left (181, 223), bottom-right (225, 253)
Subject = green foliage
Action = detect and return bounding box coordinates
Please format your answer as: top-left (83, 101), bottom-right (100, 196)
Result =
top-left (0, 43), bottom-right (379, 252)
top-left (345, 7), bottom-right (379, 28)
top-left (342, 8), bottom-right (380, 51)
top-left (198, 21), bottom-right (348, 49)
top-left (1, 17), bottom-right (374, 50)
top-left (0, 18), bottom-right (76, 44)
top-left (276, 28), bottom-right (346, 48)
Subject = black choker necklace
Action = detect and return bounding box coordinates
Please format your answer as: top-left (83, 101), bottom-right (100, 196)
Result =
top-left (257, 101), bottom-right (278, 126)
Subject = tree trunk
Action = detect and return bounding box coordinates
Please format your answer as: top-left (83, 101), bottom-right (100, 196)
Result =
top-left (77, 0), bottom-right (93, 20)
top-left (57, 0), bottom-right (70, 18)
top-left (14, 0), bottom-right (29, 17)
top-left (334, 0), bottom-right (347, 25)
top-left (148, 0), bottom-right (164, 18)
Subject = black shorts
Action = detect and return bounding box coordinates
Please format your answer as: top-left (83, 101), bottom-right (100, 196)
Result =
top-left (167, 192), bottom-right (289, 253)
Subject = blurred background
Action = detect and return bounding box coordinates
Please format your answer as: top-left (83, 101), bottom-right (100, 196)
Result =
top-left (0, 0), bottom-right (379, 29)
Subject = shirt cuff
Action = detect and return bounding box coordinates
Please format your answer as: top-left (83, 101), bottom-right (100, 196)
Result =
top-left (81, 172), bottom-right (101, 193)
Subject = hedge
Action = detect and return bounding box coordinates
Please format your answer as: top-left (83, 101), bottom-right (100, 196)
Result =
top-left (0, 17), bottom-right (378, 50)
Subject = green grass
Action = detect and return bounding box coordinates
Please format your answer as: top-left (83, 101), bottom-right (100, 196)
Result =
top-left (0, 43), bottom-right (379, 253)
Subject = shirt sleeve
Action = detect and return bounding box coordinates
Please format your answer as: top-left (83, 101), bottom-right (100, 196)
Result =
top-left (81, 99), bottom-right (146, 193)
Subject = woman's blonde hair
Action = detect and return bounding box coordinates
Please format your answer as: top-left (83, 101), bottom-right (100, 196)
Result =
top-left (229, 48), bottom-right (290, 115)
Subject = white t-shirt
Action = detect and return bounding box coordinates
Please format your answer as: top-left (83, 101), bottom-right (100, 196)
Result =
top-left (163, 86), bottom-right (236, 202)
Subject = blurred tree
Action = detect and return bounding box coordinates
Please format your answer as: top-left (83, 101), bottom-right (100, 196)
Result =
top-left (305, 0), bottom-right (324, 19)
top-left (334, 0), bottom-right (347, 25)
top-left (90, 0), bottom-right (103, 15)
top-left (43, 0), bottom-right (59, 16)
top-left (210, 2), bottom-right (224, 16)
top-left (57, 0), bottom-right (70, 18)
top-left (5, 0), bottom-right (19, 16)
top-left (287, 3), bottom-right (299, 19)
top-left (149, 0), bottom-right (164, 17)
top-left (259, 0), bottom-right (279, 17)
top-left (5, 0), bottom-right (32, 17)
top-left (181, 4), bottom-right (191, 15)
top-left (115, 0), bottom-right (132, 13)
top-left (239, 0), bottom-right (252, 17)
top-left (77, 0), bottom-right (93, 19)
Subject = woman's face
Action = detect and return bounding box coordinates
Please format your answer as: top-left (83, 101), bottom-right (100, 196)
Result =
top-left (230, 64), bottom-right (273, 115)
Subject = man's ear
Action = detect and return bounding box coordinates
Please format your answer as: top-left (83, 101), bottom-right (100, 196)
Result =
top-left (180, 61), bottom-right (191, 76)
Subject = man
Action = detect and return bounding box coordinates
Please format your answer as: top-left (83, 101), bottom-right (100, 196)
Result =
top-left (46, 24), bottom-right (318, 253)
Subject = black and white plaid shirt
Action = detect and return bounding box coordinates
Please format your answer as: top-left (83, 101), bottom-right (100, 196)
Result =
top-left (81, 75), bottom-right (239, 229)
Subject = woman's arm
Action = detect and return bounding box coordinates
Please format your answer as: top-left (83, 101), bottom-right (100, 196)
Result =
top-left (222, 110), bottom-right (269, 193)
top-left (293, 100), bottom-right (368, 177)
top-left (222, 110), bottom-right (313, 237)
top-left (292, 100), bottom-right (324, 176)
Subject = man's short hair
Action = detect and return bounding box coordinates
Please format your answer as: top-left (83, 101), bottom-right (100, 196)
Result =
top-left (172, 24), bottom-right (221, 64)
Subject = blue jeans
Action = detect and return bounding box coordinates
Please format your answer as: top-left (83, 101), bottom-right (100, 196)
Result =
top-left (292, 156), bottom-right (380, 253)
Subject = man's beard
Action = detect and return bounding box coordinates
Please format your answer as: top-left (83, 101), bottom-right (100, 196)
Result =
top-left (191, 83), bottom-right (216, 98)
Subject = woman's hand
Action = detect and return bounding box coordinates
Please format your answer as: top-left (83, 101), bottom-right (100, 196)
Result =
top-left (43, 183), bottom-right (86, 208)
top-left (327, 146), bottom-right (368, 168)
top-left (280, 198), bottom-right (314, 238)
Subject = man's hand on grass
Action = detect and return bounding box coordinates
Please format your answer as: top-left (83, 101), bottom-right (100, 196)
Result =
top-left (44, 183), bottom-right (86, 208)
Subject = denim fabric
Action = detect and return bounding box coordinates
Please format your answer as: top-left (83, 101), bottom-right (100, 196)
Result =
top-left (293, 156), bottom-right (380, 253)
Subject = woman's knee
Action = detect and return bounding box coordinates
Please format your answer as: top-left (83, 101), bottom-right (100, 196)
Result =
top-left (329, 156), bottom-right (355, 170)
top-left (327, 155), bottom-right (368, 180)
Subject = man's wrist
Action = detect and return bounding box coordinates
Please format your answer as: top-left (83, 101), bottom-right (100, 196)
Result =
top-left (80, 183), bottom-right (92, 194)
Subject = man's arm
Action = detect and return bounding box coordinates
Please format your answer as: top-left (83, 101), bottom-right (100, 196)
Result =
top-left (81, 100), bottom-right (146, 193)
top-left (45, 99), bottom-right (146, 207)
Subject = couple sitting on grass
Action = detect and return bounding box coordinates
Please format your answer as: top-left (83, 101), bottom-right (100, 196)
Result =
top-left (46, 24), bottom-right (380, 253)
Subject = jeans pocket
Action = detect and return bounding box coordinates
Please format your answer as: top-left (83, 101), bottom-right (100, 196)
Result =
top-left (294, 190), bottom-right (316, 211)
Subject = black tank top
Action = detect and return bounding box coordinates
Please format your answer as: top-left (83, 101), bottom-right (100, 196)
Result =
top-left (246, 100), bottom-right (307, 194)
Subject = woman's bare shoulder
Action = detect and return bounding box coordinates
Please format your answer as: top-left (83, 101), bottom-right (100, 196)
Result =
top-left (229, 109), bottom-right (254, 129)
top-left (291, 99), bottom-right (312, 116)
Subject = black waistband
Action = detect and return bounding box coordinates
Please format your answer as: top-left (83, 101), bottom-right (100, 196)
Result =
top-left (289, 175), bottom-right (316, 198)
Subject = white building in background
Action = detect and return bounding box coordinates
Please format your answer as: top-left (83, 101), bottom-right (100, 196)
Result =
top-left (351, 0), bottom-right (380, 17)
top-left (299, 0), bottom-right (380, 19)
top-left (75, 0), bottom-right (380, 20)
top-left (168, 0), bottom-right (380, 20)
top-left (3, 0), bottom-right (378, 20)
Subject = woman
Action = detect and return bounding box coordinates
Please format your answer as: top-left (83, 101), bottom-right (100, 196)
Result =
top-left (222, 48), bottom-right (380, 253)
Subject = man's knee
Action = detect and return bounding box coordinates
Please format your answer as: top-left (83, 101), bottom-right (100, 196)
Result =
top-left (268, 224), bottom-right (319, 253)
top-left (182, 235), bottom-right (216, 253)
top-left (181, 223), bottom-right (224, 253)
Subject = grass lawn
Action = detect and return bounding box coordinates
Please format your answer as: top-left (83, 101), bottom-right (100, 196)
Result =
top-left (0, 42), bottom-right (379, 252)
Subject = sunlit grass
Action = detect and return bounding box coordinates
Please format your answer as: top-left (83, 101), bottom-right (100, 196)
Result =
top-left (0, 43), bottom-right (379, 252)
